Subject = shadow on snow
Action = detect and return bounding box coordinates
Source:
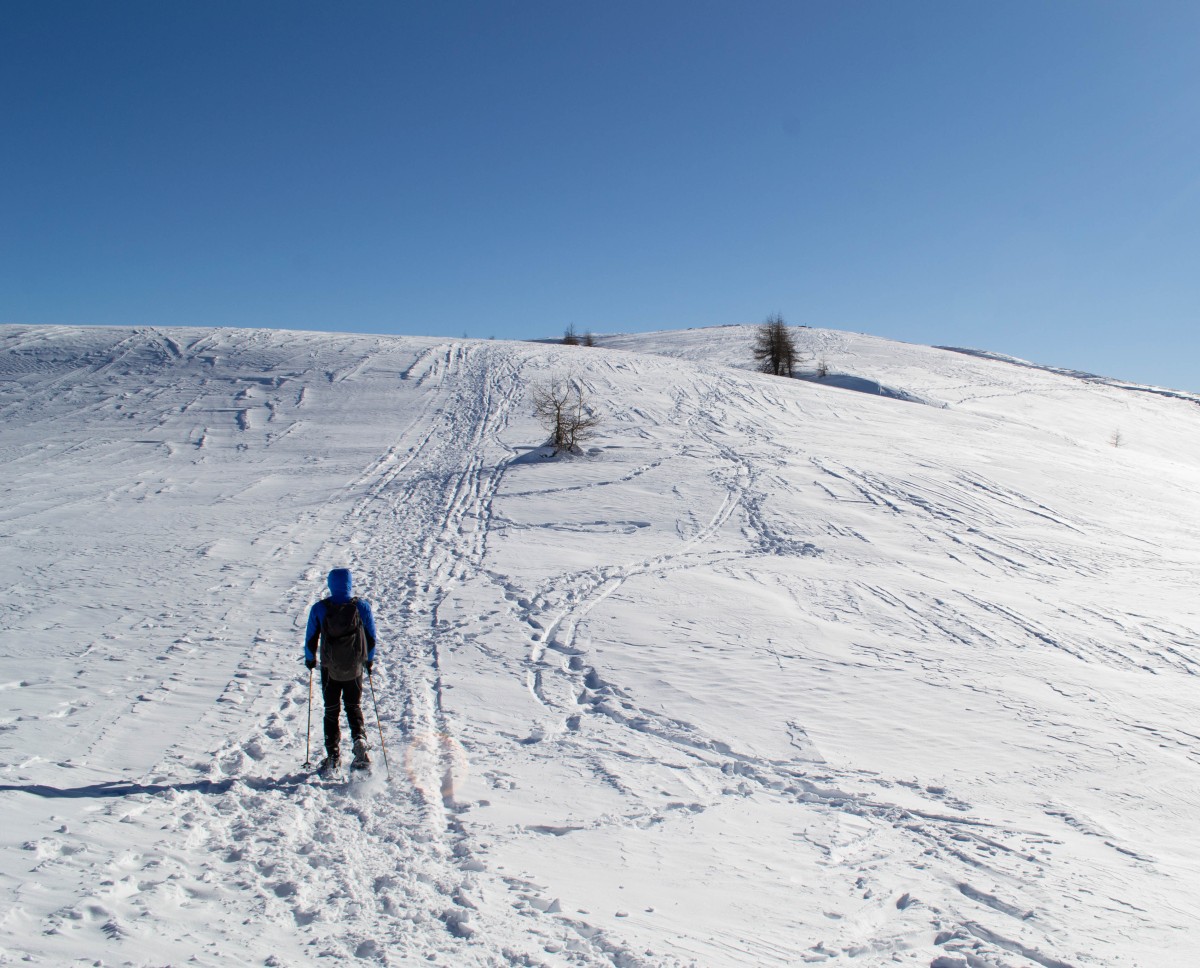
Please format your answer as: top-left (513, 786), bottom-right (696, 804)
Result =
top-left (0, 772), bottom-right (320, 800)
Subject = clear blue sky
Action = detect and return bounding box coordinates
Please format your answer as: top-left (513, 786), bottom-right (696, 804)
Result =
top-left (3, 1), bottom-right (1198, 389)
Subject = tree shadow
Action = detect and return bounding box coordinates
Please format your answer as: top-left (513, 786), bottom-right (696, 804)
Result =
top-left (508, 445), bottom-right (556, 466)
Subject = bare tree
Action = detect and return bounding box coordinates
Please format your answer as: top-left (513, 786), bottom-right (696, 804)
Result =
top-left (752, 314), bottom-right (801, 377)
top-left (562, 324), bottom-right (580, 346)
top-left (581, 331), bottom-right (597, 347)
top-left (532, 377), bottom-right (600, 455)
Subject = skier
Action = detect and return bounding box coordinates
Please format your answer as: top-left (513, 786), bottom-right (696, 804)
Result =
top-left (304, 567), bottom-right (378, 773)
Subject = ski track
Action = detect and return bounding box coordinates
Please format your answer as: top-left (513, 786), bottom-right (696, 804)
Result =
top-left (3, 325), bottom-right (1200, 966)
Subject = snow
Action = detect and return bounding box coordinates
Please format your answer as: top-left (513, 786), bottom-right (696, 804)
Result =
top-left (2, 322), bottom-right (1199, 966)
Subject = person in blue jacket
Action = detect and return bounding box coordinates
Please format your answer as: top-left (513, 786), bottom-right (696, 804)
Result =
top-left (304, 568), bottom-right (378, 771)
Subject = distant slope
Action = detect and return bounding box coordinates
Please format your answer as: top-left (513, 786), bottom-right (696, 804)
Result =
top-left (601, 324), bottom-right (1200, 470)
top-left (3, 323), bottom-right (1200, 966)
top-left (939, 342), bottom-right (1200, 406)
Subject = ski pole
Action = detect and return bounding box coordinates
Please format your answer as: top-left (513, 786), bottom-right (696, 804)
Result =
top-left (367, 668), bottom-right (391, 779)
top-left (303, 668), bottom-right (313, 769)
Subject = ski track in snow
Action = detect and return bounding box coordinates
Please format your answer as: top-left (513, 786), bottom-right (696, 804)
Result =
top-left (2, 324), bottom-right (1200, 966)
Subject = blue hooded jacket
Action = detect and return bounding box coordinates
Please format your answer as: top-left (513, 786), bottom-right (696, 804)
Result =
top-left (304, 568), bottom-right (377, 667)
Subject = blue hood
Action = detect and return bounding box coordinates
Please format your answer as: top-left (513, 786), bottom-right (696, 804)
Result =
top-left (327, 568), bottom-right (353, 603)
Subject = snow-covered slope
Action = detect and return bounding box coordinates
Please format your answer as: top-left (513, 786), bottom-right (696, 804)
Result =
top-left (2, 323), bottom-right (1199, 967)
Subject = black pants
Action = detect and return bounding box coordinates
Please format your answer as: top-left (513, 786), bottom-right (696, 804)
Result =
top-left (321, 669), bottom-right (365, 755)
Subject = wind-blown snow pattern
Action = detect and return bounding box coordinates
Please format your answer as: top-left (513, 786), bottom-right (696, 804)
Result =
top-left (2, 323), bottom-right (1199, 966)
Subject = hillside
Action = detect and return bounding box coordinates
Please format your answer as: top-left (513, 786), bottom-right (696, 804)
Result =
top-left (2, 323), bottom-right (1199, 967)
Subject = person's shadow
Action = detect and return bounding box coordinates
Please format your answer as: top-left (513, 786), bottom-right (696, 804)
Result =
top-left (0, 772), bottom-right (315, 800)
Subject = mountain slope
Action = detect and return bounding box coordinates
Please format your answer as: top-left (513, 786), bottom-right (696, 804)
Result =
top-left (2, 323), bottom-right (1199, 967)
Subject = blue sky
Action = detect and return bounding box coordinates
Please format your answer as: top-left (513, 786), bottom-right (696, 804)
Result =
top-left (3, 1), bottom-right (1198, 389)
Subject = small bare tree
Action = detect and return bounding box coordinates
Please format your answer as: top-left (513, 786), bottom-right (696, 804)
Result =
top-left (562, 324), bottom-right (580, 346)
top-left (532, 377), bottom-right (600, 455)
top-left (581, 331), bottom-right (597, 347)
top-left (752, 314), bottom-right (801, 377)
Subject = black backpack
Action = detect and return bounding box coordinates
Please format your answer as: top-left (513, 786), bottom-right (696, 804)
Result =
top-left (321, 597), bottom-right (367, 681)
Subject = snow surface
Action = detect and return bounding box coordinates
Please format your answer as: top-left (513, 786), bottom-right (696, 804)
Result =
top-left (2, 322), bottom-right (1200, 967)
